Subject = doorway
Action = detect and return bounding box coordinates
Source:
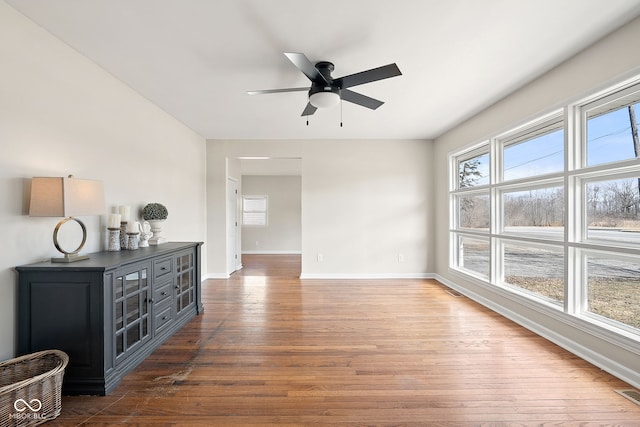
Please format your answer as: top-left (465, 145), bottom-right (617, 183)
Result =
top-left (237, 157), bottom-right (302, 274)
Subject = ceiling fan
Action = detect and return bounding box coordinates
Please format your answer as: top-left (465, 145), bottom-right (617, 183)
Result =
top-left (248, 52), bottom-right (402, 116)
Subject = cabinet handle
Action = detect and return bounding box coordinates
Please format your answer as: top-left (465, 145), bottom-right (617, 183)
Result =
top-left (161, 291), bottom-right (168, 296)
top-left (175, 285), bottom-right (179, 290)
top-left (162, 316), bottom-right (168, 320)
top-left (148, 298), bottom-right (154, 304)
top-left (161, 267), bottom-right (167, 271)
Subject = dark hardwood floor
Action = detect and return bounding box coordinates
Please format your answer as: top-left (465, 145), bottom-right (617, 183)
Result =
top-left (49, 254), bottom-right (640, 426)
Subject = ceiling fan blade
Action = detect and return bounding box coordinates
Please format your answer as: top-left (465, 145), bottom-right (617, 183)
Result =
top-left (247, 87), bottom-right (308, 95)
top-left (301, 102), bottom-right (317, 116)
top-left (341, 89), bottom-right (384, 110)
top-left (335, 63), bottom-right (402, 89)
top-left (284, 52), bottom-right (329, 84)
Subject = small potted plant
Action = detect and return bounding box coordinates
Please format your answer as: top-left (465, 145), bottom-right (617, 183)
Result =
top-left (141, 203), bottom-right (168, 245)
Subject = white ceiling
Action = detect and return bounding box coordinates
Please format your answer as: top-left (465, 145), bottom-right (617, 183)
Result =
top-left (6, 0), bottom-right (640, 140)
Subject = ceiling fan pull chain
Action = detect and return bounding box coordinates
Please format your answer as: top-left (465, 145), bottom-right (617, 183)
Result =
top-left (340, 97), bottom-right (343, 128)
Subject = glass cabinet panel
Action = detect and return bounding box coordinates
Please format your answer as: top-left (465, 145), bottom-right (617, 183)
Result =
top-left (115, 276), bottom-right (124, 299)
top-left (175, 253), bottom-right (195, 316)
top-left (114, 263), bottom-right (151, 361)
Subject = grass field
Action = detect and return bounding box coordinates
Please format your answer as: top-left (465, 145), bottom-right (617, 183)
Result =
top-left (506, 276), bottom-right (640, 329)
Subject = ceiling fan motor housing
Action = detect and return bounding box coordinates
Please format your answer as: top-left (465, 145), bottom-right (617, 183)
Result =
top-left (309, 61), bottom-right (341, 108)
top-left (308, 84), bottom-right (340, 97)
top-left (309, 60), bottom-right (340, 97)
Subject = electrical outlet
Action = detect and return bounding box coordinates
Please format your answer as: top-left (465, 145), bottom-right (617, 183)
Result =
top-left (398, 253), bottom-right (405, 263)
top-left (317, 253), bottom-right (324, 262)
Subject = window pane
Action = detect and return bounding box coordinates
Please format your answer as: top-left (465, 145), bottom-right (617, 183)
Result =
top-left (243, 212), bottom-right (266, 226)
top-left (586, 102), bottom-right (640, 166)
top-left (455, 235), bottom-right (489, 279)
top-left (457, 193), bottom-right (489, 230)
top-left (586, 178), bottom-right (640, 243)
top-left (503, 186), bottom-right (564, 239)
top-left (503, 128), bottom-right (564, 181)
top-left (244, 197), bottom-right (266, 211)
top-left (586, 256), bottom-right (640, 330)
top-left (458, 152), bottom-right (489, 188)
top-left (503, 243), bottom-right (564, 304)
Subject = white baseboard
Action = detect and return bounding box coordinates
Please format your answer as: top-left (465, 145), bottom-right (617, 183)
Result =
top-left (205, 273), bottom-right (230, 279)
top-left (300, 272), bottom-right (434, 279)
top-left (242, 250), bottom-right (302, 255)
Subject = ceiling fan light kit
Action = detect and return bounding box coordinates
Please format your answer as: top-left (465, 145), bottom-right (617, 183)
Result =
top-left (248, 52), bottom-right (401, 118)
top-left (309, 87), bottom-right (340, 108)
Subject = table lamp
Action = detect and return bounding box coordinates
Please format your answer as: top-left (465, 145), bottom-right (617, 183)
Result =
top-left (29, 175), bottom-right (105, 263)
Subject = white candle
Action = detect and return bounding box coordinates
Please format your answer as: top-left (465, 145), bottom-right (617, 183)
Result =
top-left (126, 220), bottom-right (139, 234)
top-left (119, 205), bottom-right (130, 222)
top-left (108, 213), bottom-right (121, 229)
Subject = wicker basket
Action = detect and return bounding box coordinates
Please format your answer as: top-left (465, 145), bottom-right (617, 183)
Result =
top-left (0, 350), bottom-right (68, 427)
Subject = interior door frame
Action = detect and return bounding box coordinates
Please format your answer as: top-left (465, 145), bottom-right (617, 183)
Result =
top-left (227, 177), bottom-right (240, 275)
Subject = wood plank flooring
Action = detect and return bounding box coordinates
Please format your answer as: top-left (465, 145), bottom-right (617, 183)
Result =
top-left (49, 255), bottom-right (640, 426)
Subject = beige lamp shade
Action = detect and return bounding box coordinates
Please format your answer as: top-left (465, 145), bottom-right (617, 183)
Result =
top-left (30, 176), bottom-right (105, 217)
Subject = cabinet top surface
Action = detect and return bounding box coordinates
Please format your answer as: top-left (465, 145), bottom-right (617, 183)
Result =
top-left (16, 242), bottom-right (203, 272)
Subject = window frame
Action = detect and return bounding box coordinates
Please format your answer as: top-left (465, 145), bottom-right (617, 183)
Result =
top-left (449, 76), bottom-right (640, 342)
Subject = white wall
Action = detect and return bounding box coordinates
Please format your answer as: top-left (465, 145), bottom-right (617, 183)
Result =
top-left (242, 175), bottom-right (302, 254)
top-left (0, 3), bottom-right (207, 360)
top-left (207, 139), bottom-right (433, 278)
top-left (433, 16), bottom-right (640, 387)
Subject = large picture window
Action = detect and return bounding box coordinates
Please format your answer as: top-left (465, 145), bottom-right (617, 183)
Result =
top-left (449, 78), bottom-right (640, 340)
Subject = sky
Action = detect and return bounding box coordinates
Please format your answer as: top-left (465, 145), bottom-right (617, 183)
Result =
top-left (460, 102), bottom-right (639, 186)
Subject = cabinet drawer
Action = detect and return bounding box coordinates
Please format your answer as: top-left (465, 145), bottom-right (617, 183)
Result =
top-left (155, 301), bottom-right (172, 332)
top-left (154, 281), bottom-right (172, 304)
top-left (154, 257), bottom-right (173, 279)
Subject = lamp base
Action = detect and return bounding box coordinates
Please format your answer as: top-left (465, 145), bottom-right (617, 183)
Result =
top-left (51, 253), bottom-right (90, 263)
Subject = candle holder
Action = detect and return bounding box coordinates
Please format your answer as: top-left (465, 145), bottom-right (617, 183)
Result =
top-left (126, 232), bottom-right (139, 250)
top-left (120, 221), bottom-right (128, 250)
top-left (107, 228), bottom-right (121, 251)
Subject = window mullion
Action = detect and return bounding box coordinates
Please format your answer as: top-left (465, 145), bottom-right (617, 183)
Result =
top-left (490, 137), bottom-right (500, 284)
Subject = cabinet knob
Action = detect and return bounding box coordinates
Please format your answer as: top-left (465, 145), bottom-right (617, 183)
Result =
top-left (161, 267), bottom-right (167, 271)
top-left (148, 298), bottom-right (154, 304)
top-left (161, 291), bottom-right (168, 296)
top-left (162, 316), bottom-right (168, 320)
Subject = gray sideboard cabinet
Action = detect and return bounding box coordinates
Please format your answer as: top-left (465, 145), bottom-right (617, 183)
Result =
top-left (16, 241), bottom-right (203, 395)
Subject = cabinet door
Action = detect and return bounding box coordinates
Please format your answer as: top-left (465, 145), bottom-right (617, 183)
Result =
top-left (114, 262), bottom-right (152, 363)
top-left (175, 250), bottom-right (195, 317)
